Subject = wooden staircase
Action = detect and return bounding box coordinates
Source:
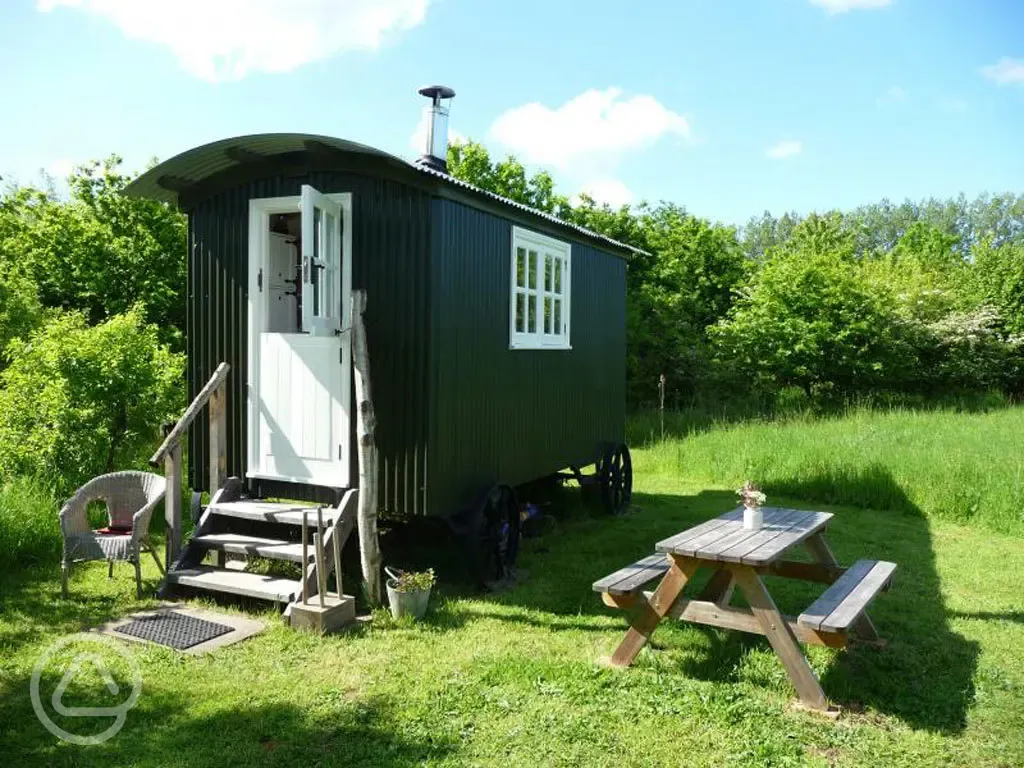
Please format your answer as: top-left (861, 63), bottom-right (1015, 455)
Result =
top-left (150, 362), bottom-right (360, 626)
top-left (163, 481), bottom-right (357, 613)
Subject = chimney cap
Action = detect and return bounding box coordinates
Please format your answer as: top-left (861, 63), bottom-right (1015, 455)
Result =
top-left (418, 85), bottom-right (456, 101)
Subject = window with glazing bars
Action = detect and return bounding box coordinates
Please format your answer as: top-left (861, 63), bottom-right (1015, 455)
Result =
top-left (510, 227), bottom-right (571, 349)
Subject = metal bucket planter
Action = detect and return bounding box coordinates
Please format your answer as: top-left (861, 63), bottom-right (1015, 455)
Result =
top-left (385, 567), bottom-right (432, 620)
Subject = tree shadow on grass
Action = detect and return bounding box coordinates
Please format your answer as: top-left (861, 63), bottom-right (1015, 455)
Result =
top-left (475, 472), bottom-right (979, 734)
top-left (767, 466), bottom-right (980, 733)
top-left (1, 666), bottom-right (454, 767)
top-left (0, 566), bottom-right (138, 658)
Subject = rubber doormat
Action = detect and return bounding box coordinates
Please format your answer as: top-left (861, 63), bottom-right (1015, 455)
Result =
top-left (114, 610), bottom-right (234, 650)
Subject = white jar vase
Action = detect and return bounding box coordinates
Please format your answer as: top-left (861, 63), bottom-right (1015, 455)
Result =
top-left (743, 505), bottom-right (763, 531)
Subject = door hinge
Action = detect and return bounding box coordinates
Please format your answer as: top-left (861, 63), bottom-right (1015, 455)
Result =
top-left (257, 268), bottom-right (263, 292)
top-left (338, 444), bottom-right (343, 460)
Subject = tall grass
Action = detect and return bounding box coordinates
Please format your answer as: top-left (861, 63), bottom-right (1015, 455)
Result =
top-left (0, 476), bottom-right (60, 570)
top-left (633, 405), bottom-right (1024, 533)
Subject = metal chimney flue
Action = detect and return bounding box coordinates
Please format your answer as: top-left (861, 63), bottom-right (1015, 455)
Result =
top-left (417, 85), bottom-right (456, 173)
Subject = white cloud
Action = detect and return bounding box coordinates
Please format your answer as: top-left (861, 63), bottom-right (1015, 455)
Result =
top-left (408, 108), bottom-right (464, 155)
top-left (809, 0), bottom-right (891, 13)
top-left (766, 140), bottom-right (802, 159)
top-left (37, 0), bottom-right (429, 82)
top-left (981, 57), bottom-right (1024, 86)
top-left (488, 88), bottom-right (689, 171)
top-left (45, 158), bottom-right (75, 179)
top-left (577, 178), bottom-right (635, 208)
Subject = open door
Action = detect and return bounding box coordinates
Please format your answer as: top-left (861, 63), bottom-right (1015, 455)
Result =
top-left (301, 185), bottom-right (343, 337)
top-left (248, 186), bottom-right (351, 488)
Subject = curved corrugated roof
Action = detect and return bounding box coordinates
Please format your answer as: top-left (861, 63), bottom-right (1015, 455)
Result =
top-left (124, 133), bottom-right (640, 255)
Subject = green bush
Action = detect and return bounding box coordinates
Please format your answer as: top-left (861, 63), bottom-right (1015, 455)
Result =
top-left (0, 307), bottom-right (184, 497)
top-left (0, 158), bottom-right (187, 350)
top-left (972, 240), bottom-right (1024, 335)
top-left (0, 264), bottom-right (43, 365)
top-left (914, 306), bottom-right (1024, 395)
top-left (0, 475), bottom-right (60, 570)
top-left (710, 247), bottom-right (911, 400)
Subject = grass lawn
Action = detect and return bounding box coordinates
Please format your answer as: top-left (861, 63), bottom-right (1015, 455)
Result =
top-left (2, 409), bottom-right (1024, 766)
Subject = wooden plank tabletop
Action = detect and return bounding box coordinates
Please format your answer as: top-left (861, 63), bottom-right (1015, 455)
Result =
top-left (655, 507), bottom-right (833, 566)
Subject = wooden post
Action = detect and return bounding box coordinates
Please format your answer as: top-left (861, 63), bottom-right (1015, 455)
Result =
top-left (208, 381), bottom-right (227, 495)
top-left (301, 512), bottom-right (309, 606)
top-left (316, 508), bottom-right (327, 608)
top-left (332, 515), bottom-right (343, 596)
top-left (351, 290), bottom-right (382, 606)
top-left (730, 565), bottom-right (830, 711)
top-left (658, 373), bottom-right (666, 442)
top-left (164, 442), bottom-right (183, 567)
top-left (610, 558), bottom-right (697, 667)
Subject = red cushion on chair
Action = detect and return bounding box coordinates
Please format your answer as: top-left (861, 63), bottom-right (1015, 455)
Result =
top-left (95, 525), bottom-right (133, 535)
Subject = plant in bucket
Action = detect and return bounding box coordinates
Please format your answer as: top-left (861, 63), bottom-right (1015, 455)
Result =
top-left (737, 480), bottom-right (767, 530)
top-left (385, 566), bottom-right (436, 620)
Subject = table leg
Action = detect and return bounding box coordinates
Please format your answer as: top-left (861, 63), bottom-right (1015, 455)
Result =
top-left (804, 533), bottom-right (880, 642)
top-left (610, 557), bottom-right (697, 667)
top-left (730, 565), bottom-right (829, 711)
top-left (697, 568), bottom-right (734, 607)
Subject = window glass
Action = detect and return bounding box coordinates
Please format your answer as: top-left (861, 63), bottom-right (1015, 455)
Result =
top-left (311, 207), bottom-right (322, 317)
top-left (510, 228), bottom-right (570, 349)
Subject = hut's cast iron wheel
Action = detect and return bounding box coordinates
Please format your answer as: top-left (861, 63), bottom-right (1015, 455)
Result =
top-left (598, 442), bottom-right (633, 515)
top-left (468, 483), bottom-right (521, 586)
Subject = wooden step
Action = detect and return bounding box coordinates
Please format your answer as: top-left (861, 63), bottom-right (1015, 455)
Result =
top-left (166, 565), bottom-right (300, 603)
top-left (798, 559), bottom-right (897, 632)
top-left (208, 500), bottom-right (339, 526)
top-left (192, 533), bottom-right (309, 563)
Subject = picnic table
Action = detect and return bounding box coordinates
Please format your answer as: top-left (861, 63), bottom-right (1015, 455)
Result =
top-left (593, 507), bottom-right (896, 712)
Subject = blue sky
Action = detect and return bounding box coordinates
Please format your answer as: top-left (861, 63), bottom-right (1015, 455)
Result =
top-left (1, 0), bottom-right (1022, 224)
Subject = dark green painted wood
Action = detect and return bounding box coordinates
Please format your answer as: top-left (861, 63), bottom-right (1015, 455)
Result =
top-left (427, 199), bottom-right (626, 515)
top-left (188, 166), bottom-right (430, 520)
top-left (184, 155), bottom-right (626, 520)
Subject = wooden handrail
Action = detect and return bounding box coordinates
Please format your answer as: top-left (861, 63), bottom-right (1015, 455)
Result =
top-left (152, 361), bottom-right (230, 566)
top-left (150, 362), bottom-right (230, 465)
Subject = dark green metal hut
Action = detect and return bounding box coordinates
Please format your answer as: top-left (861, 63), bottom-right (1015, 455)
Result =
top-left (126, 91), bottom-right (634, 577)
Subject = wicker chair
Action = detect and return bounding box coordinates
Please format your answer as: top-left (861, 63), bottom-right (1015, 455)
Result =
top-left (59, 471), bottom-right (167, 598)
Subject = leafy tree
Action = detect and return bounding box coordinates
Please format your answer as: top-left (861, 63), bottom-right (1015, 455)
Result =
top-left (0, 307), bottom-right (184, 495)
top-left (967, 193), bottom-right (1024, 249)
top-left (712, 246), bottom-right (911, 399)
top-left (447, 140), bottom-right (570, 216)
top-left (972, 240), bottom-right (1024, 334)
top-left (627, 204), bottom-right (748, 404)
top-left (0, 158), bottom-right (187, 349)
top-left (0, 264), bottom-right (42, 364)
top-left (916, 306), bottom-right (1024, 395)
top-left (740, 211), bottom-right (801, 261)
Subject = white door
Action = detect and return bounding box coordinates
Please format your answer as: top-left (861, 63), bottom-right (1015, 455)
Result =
top-left (248, 187), bottom-right (351, 488)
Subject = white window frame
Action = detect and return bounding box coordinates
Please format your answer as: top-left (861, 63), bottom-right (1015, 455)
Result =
top-left (509, 226), bottom-right (572, 350)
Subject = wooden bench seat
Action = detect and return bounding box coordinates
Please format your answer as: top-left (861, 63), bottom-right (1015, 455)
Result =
top-left (798, 559), bottom-right (896, 633)
top-left (593, 553), bottom-right (670, 596)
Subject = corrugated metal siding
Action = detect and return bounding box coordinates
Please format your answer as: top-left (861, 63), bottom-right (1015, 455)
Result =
top-left (428, 198), bottom-right (626, 516)
top-left (187, 169), bottom-right (431, 518)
